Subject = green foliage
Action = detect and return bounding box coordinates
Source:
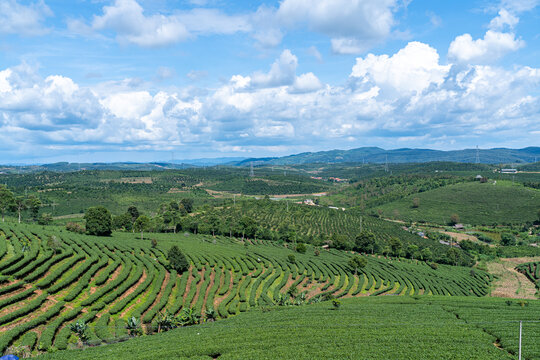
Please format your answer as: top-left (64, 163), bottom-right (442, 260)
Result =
top-left (84, 206), bottom-right (112, 236)
top-left (295, 242), bottom-right (307, 254)
top-left (69, 320), bottom-right (89, 343)
top-left (348, 255), bottom-right (367, 274)
top-left (168, 245), bottom-right (189, 273)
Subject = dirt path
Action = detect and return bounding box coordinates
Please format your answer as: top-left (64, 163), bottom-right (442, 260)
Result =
top-left (214, 270), bottom-right (234, 308)
top-left (488, 257), bottom-right (540, 299)
top-left (189, 268), bottom-right (205, 308)
top-left (111, 270), bottom-right (147, 318)
top-left (141, 271), bottom-right (170, 321)
top-left (201, 268), bottom-right (216, 314)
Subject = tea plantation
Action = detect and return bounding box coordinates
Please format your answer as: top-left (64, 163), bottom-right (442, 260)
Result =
top-left (0, 222), bottom-right (492, 356)
top-left (37, 296), bottom-right (540, 360)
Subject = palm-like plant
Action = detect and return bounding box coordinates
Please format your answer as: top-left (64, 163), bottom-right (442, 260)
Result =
top-left (156, 312), bottom-right (176, 333)
top-left (178, 307), bottom-right (200, 326)
top-left (205, 307), bottom-right (217, 322)
top-left (69, 320), bottom-right (88, 345)
top-left (126, 316), bottom-right (142, 336)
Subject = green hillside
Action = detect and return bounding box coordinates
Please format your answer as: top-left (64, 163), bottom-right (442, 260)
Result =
top-left (0, 222), bottom-right (491, 356)
top-left (376, 181), bottom-right (540, 225)
top-left (37, 296), bottom-right (539, 360)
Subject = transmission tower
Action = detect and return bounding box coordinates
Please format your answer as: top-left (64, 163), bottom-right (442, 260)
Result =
top-left (384, 155), bottom-right (389, 172)
top-left (249, 162), bottom-right (254, 177)
top-left (475, 146), bottom-right (480, 164)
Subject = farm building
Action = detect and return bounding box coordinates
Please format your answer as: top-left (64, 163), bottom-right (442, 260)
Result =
top-left (501, 169), bottom-right (517, 174)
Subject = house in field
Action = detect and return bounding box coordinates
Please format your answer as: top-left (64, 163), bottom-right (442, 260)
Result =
top-left (454, 223), bottom-right (465, 230)
top-left (475, 175), bottom-right (483, 180)
top-left (501, 168), bottom-right (517, 174)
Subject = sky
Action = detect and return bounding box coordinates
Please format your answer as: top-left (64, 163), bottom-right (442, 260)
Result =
top-left (0, 0), bottom-right (539, 164)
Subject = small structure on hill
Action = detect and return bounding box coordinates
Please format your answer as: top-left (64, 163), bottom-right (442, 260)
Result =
top-left (501, 168), bottom-right (517, 174)
top-left (454, 223), bottom-right (465, 230)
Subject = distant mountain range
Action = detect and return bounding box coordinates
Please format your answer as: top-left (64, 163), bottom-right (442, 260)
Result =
top-left (233, 147), bottom-right (540, 166)
top-left (0, 147), bottom-right (538, 173)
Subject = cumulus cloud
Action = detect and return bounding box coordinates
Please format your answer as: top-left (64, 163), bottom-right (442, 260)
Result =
top-left (351, 42), bottom-right (450, 94)
top-left (276, 0), bottom-right (399, 54)
top-left (1, 41), bottom-right (539, 160)
top-left (489, 9), bottom-right (519, 30)
top-left (81, 0), bottom-right (250, 47)
top-left (0, 0), bottom-right (52, 36)
top-left (448, 30), bottom-right (524, 63)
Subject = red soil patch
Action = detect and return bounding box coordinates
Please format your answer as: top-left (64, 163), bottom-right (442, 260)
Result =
top-left (141, 271), bottom-right (170, 321)
top-left (189, 268), bottom-right (206, 308)
top-left (213, 269), bottom-right (234, 309)
top-left (90, 263), bottom-right (122, 295)
top-left (0, 298), bottom-right (56, 332)
top-left (118, 270), bottom-right (150, 319)
top-left (282, 273), bottom-right (295, 294)
top-left (201, 268), bottom-right (216, 314)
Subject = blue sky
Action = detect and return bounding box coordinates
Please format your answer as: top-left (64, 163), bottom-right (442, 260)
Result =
top-left (0, 0), bottom-right (539, 163)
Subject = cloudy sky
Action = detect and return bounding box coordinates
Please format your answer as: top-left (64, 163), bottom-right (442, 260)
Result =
top-left (0, 0), bottom-right (539, 163)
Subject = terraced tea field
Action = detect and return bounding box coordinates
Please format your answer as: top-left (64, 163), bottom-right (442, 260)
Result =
top-left (1, 223), bottom-right (492, 355)
top-left (39, 296), bottom-right (540, 360)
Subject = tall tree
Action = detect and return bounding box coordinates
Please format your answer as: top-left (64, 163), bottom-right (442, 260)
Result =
top-left (84, 206), bottom-right (113, 236)
top-left (127, 206), bottom-right (140, 232)
top-left (180, 198), bottom-right (194, 213)
top-left (27, 195), bottom-right (41, 221)
top-left (0, 185), bottom-right (14, 222)
top-left (13, 196), bottom-right (27, 224)
top-left (348, 255), bottom-right (367, 275)
top-left (134, 215), bottom-right (151, 240)
top-left (168, 245), bottom-right (189, 273)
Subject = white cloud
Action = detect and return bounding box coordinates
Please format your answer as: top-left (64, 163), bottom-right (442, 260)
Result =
top-left (251, 50), bottom-right (298, 88)
top-left (87, 0), bottom-right (251, 47)
top-left (277, 0), bottom-right (399, 54)
top-left (92, 0), bottom-right (189, 47)
top-left (290, 73), bottom-right (323, 93)
top-left (307, 46), bottom-right (323, 62)
top-left (0, 0), bottom-right (52, 36)
top-left (1, 42), bottom-right (539, 159)
top-left (489, 9), bottom-right (519, 30)
top-left (448, 30), bottom-right (524, 63)
top-left (351, 42), bottom-right (450, 94)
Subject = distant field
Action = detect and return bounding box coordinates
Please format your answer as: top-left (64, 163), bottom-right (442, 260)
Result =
top-left (376, 181), bottom-right (540, 225)
top-left (37, 296), bottom-right (539, 360)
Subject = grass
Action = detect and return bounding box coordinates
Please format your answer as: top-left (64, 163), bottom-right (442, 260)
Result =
top-left (376, 181), bottom-right (540, 225)
top-left (36, 296), bottom-right (540, 360)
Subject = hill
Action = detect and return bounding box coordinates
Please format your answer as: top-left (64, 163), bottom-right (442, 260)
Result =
top-left (375, 181), bottom-right (540, 225)
top-left (235, 147), bottom-right (540, 166)
top-left (37, 296), bottom-right (539, 360)
top-left (0, 222), bottom-right (491, 356)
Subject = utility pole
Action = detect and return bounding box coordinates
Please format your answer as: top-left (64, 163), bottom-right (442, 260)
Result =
top-left (250, 162), bottom-right (254, 177)
top-left (519, 320), bottom-right (522, 360)
top-left (475, 145), bottom-right (480, 164)
top-left (384, 155), bottom-right (389, 172)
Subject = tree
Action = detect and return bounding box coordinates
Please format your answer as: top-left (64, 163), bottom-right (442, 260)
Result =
top-left (295, 242), bottom-right (307, 254)
top-left (407, 244), bottom-right (419, 260)
top-left (180, 198), bottom-right (194, 213)
top-left (287, 254), bottom-right (296, 263)
top-left (168, 245), bottom-right (189, 273)
top-left (389, 237), bottom-right (403, 257)
top-left (134, 215), bottom-right (151, 240)
top-left (13, 196), bottom-right (27, 224)
top-left (348, 255), bottom-right (367, 275)
top-left (113, 213), bottom-right (132, 231)
top-left (449, 213), bottom-right (460, 226)
top-left (447, 247), bottom-right (460, 266)
top-left (127, 206), bottom-right (139, 223)
top-left (0, 185), bottom-right (14, 222)
top-left (354, 230), bottom-right (378, 254)
top-left (412, 197), bottom-right (420, 208)
top-left (84, 206), bottom-right (112, 236)
top-left (501, 233), bottom-right (516, 246)
top-left (420, 248), bottom-right (433, 261)
top-left (26, 195), bottom-right (41, 221)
